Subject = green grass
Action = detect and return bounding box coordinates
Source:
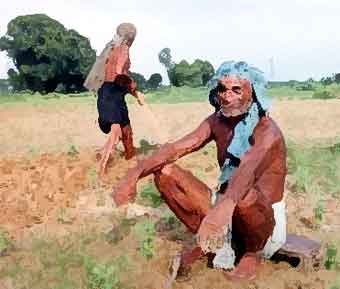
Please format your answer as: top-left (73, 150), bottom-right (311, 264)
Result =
top-left (287, 142), bottom-right (340, 197)
top-left (0, 229), bottom-right (12, 256)
top-left (144, 85), bottom-right (209, 103)
top-left (267, 86), bottom-right (314, 99)
top-left (138, 182), bottom-right (163, 208)
top-left (0, 229), bottom-right (132, 289)
top-left (268, 83), bottom-right (340, 99)
top-left (325, 242), bottom-right (339, 270)
top-left (1, 84), bottom-right (339, 106)
top-left (134, 219), bottom-right (156, 259)
top-left (85, 255), bottom-right (129, 289)
top-left (0, 91), bottom-right (95, 107)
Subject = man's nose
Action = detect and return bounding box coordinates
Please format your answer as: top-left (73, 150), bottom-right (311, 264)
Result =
top-left (225, 91), bottom-right (234, 102)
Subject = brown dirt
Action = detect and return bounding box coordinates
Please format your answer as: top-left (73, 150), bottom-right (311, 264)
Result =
top-left (0, 100), bottom-right (339, 288)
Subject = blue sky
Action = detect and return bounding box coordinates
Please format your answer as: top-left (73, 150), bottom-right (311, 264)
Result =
top-left (1, 0), bottom-right (339, 82)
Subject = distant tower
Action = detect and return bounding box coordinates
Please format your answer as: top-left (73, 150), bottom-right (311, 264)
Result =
top-left (269, 57), bottom-right (275, 80)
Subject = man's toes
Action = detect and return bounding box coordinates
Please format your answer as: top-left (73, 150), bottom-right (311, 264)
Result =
top-left (223, 269), bottom-right (256, 281)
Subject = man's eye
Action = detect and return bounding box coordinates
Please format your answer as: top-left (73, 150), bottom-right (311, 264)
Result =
top-left (232, 88), bottom-right (242, 94)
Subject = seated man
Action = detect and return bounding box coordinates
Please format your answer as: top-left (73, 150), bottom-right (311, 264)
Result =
top-left (113, 61), bottom-right (287, 280)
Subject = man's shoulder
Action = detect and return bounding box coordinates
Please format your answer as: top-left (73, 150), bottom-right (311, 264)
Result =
top-left (255, 116), bottom-right (285, 144)
top-left (205, 112), bottom-right (220, 126)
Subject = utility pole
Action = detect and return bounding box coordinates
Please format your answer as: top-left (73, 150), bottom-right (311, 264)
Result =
top-left (269, 57), bottom-right (275, 80)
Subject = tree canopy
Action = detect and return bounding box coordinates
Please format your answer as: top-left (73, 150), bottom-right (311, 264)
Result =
top-left (167, 59), bottom-right (214, 87)
top-left (158, 48), bottom-right (214, 87)
top-left (147, 73), bottom-right (162, 90)
top-left (0, 14), bottom-right (96, 93)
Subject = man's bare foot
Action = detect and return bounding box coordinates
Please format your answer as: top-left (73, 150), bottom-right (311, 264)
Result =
top-left (223, 253), bottom-right (259, 281)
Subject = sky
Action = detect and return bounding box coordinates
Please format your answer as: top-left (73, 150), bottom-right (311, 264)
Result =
top-left (1, 0), bottom-right (340, 82)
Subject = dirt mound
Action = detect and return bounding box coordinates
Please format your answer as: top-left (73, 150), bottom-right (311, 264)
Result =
top-left (0, 149), bottom-right (138, 237)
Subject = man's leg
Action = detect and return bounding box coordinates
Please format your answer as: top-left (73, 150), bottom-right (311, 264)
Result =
top-left (98, 124), bottom-right (122, 177)
top-left (225, 187), bottom-right (275, 280)
top-left (154, 164), bottom-right (211, 269)
top-left (154, 164), bottom-right (211, 233)
top-left (121, 124), bottom-right (136, 160)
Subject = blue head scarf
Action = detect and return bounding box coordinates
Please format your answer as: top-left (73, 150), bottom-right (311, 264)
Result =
top-left (208, 61), bottom-right (272, 186)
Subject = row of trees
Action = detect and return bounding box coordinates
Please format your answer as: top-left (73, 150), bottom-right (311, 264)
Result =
top-left (158, 48), bottom-right (215, 87)
top-left (129, 72), bottom-right (162, 91)
top-left (320, 74), bottom-right (340, 86)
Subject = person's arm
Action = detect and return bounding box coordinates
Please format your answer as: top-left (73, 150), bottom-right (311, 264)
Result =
top-left (197, 118), bottom-right (281, 252)
top-left (105, 45), bottom-right (139, 96)
top-left (115, 45), bottom-right (145, 102)
top-left (220, 118), bottom-right (280, 204)
top-left (113, 118), bottom-right (213, 206)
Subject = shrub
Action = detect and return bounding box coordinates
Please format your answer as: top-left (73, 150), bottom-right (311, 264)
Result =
top-left (312, 90), bottom-right (336, 99)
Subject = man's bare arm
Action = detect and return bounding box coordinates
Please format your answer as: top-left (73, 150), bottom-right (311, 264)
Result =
top-left (113, 118), bottom-right (213, 205)
top-left (197, 118), bottom-right (282, 250)
top-left (136, 118), bottom-right (212, 178)
top-left (220, 118), bottom-right (282, 204)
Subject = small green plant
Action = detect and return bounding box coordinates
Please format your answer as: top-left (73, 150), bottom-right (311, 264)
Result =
top-left (106, 218), bottom-right (136, 245)
top-left (28, 145), bottom-right (40, 157)
top-left (314, 199), bottom-right (325, 223)
top-left (67, 144), bottom-right (79, 160)
top-left (325, 243), bottom-right (338, 270)
top-left (88, 166), bottom-right (98, 188)
top-left (57, 207), bottom-right (66, 224)
top-left (159, 211), bottom-right (181, 231)
top-left (139, 183), bottom-right (163, 208)
top-left (56, 207), bottom-right (74, 224)
top-left (0, 229), bottom-right (13, 256)
top-left (84, 255), bottom-right (128, 289)
top-left (134, 220), bottom-right (156, 259)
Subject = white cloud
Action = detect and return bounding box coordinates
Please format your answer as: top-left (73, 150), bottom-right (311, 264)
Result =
top-left (1, 0), bottom-right (339, 81)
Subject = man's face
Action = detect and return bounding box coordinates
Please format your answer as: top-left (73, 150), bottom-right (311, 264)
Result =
top-left (217, 76), bottom-right (253, 117)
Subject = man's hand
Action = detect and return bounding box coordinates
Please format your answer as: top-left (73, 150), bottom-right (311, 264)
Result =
top-left (112, 175), bottom-right (138, 206)
top-left (136, 91), bottom-right (145, 106)
top-left (197, 198), bottom-right (236, 253)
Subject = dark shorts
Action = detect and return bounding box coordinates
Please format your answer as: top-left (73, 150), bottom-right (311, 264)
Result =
top-left (98, 118), bottom-right (130, 134)
top-left (97, 82), bottom-right (130, 134)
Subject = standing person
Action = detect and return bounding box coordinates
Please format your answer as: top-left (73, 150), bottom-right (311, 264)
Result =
top-left (84, 23), bottom-right (145, 177)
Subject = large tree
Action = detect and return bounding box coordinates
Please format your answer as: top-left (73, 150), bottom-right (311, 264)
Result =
top-left (129, 71), bottom-right (147, 92)
top-left (147, 73), bottom-right (162, 90)
top-left (158, 48), bottom-right (214, 87)
top-left (0, 14), bottom-right (96, 93)
top-left (171, 59), bottom-right (215, 87)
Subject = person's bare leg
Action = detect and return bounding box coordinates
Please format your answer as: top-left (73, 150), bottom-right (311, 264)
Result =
top-left (155, 164), bottom-right (210, 279)
top-left (154, 164), bottom-right (211, 233)
top-left (98, 124), bottom-right (121, 177)
top-left (121, 124), bottom-right (136, 160)
top-left (224, 188), bottom-right (275, 280)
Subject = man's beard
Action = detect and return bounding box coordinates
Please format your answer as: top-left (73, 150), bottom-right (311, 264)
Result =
top-left (220, 99), bottom-right (253, 117)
